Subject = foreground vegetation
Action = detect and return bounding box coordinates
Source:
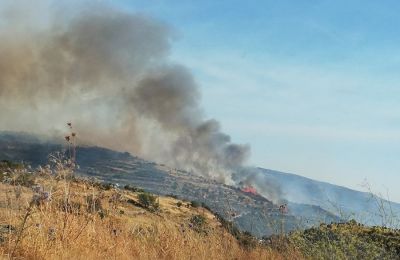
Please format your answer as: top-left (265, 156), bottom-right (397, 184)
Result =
top-left (268, 221), bottom-right (400, 259)
top-left (0, 159), bottom-right (399, 259)
top-left (0, 159), bottom-right (298, 259)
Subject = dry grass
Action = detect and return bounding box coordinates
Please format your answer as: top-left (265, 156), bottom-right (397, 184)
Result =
top-left (0, 176), bottom-right (301, 260)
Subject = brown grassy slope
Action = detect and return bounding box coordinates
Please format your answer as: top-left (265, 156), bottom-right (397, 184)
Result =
top-left (0, 176), bottom-right (301, 260)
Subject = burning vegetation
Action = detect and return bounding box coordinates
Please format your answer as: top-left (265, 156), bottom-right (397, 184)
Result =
top-left (241, 186), bottom-right (258, 195)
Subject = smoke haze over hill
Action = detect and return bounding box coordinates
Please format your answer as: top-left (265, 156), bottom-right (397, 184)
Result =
top-left (0, 1), bottom-right (249, 183)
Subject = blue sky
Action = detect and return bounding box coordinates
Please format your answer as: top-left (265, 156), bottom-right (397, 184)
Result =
top-left (111, 1), bottom-right (400, 201)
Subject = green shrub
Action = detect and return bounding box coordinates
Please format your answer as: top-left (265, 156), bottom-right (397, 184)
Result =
top-left (138, 192), bottom-right (159, 212)
top-left (124, 184), bottom-right (143, 193)
top-left (176, 201), bottom-right (182, 208)
top-left (190, 214), bottom-right (208, 234)
top-left (287, 221), bottom-right (400, 259)
top-left (0, 160), bottom-right (23, 170)
top-left (0, 160), bottom-right (35, 186)
top-left (214, 212), bottom-right (255, 249)
top-left (98, 182), bottom-right (114, 190)
top-left (13, 172), bottom-right (36, 187)
top-left (190, 214), bottom-right (206, 227)
top-left (190, 201), bottom-right (200, 208)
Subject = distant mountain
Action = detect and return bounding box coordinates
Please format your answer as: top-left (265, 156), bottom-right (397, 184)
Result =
top-left (255, 168), bottom-right (400, 227)
top-left (0, 131), bottom-right (343, 236)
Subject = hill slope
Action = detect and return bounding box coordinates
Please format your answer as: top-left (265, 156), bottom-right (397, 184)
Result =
top-left (1, 160), bottom-right (399, 259)
top-left (0, 165), bottom-right (290, 259)
top-left (255, 168), bottom-right (400, 227)
top-left (0, 132), bottom-right (341, 236)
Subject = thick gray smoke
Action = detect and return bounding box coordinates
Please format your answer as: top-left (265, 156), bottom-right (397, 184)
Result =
top-left (0, 2), bottom-right (249, 182)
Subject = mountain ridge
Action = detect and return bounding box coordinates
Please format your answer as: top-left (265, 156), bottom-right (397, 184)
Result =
top-left (257, 167), bottom-right (377, 199)
top-left (256, 167), bottom-right (400, 227)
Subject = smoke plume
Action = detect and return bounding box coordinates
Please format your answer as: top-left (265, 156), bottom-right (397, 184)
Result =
top-left (0, 2), bottom-right (250, 182)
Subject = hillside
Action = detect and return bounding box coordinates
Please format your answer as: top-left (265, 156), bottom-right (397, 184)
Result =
top-left (0, 132), bottom-right (340, 237)
top-left (1, 158), bottom-right (400, 259)
top-left (255, 168), bottom-right (400, 227)
top-left (0, 162), bottom-right (295, 259)
top-left (6, 131), bottom-right (398, 233)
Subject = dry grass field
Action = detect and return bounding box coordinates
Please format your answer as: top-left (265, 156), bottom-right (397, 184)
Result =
top-left (0, 164), bottom-right (301, 260)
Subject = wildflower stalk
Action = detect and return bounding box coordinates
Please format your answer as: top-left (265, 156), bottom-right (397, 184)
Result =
top-left (11, 200), bottom-right (34, 257)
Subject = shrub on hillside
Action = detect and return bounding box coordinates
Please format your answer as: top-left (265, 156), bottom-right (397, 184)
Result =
top-left (189, 214), bottom-right (209, 235)
top-left (138, 192), bottom-right (159, 212)
top-left (13, 172), bottom-right (36, 187)
top-left (124, 184), bottom-right (144, 193)
top-left (190, 201), bottom-right (200, 208)
top-left (287, 221), bottom-right (400, 259)
top-left (0, 160), bottom-right (23, 170)
top-left (0, 160), bottom-right (35, 186)
top-left (214, 212), bottom-right (257, 249)
top-left (98, 182), bottom-right (115, 190)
